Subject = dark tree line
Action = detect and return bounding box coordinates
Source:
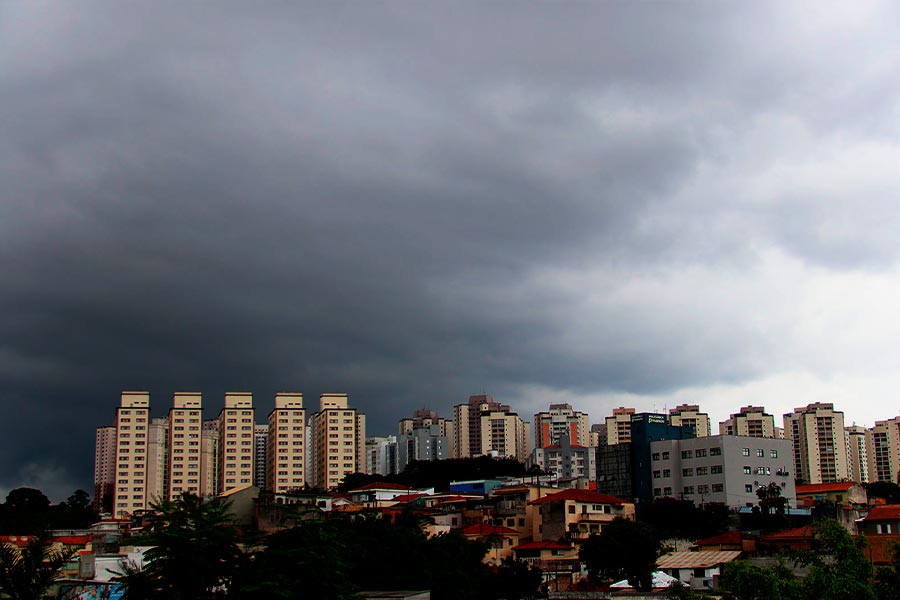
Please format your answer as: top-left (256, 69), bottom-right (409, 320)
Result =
top-left (336, 456), bottom-right (534, 493)
top-left (116, 492), bottom-right (543, 600)
top-left (0, 488), bottom-right (97, 535)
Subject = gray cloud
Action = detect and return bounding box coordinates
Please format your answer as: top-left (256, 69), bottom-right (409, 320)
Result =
top-left (4, 2), bottom-right (900, 498)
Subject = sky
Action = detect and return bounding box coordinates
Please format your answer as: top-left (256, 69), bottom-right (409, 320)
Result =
top-left (3, 2), bottom-right (900, 500)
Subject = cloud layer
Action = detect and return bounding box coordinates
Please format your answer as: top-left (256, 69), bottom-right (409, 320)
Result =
top-left (3, 2), bottom-right (900, 497)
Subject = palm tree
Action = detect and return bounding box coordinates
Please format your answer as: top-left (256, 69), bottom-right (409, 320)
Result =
top-left (0, 532), bottom-right (76, 600)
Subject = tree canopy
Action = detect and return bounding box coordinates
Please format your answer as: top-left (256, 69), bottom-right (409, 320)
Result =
top-left (0, 531), bottom-right (76, 600)
top-left (579, 518), bottom-right (659, 591)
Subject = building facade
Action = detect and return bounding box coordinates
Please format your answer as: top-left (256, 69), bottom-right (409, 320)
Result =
top-left (866, 416), bottom-right (900, 484)
top-left (167, 393), bottom-right (204, 500)
top-left (113, 391), bottom-right (151, 518)
top-left (217, 392), bottom-right (255, 494)
top-left (397, 425), bottom-right (448, 470)
top-left (669, 404), bottom-right (711, 437)
top-left (310, 393), bottom-right (366, 490)
top-left (845, 425), bottom-right (870, 484)
top-left (453, 394), bottom-right (530, 460)
top-left (719, 406), bottom-right (780, 438)
top-left (398, 409), bottom-right (453, 440)
top-left (266, 392), bottom-right (307, 493)
top-left (605, 407), bottom-right (635, 446)
top-left (527, 433), bottom-right (596, 480)
top-left (650, 435), bottom-right (796, 509)
top-left (783, 403), bottom-right (849, 484)
top-left (533, 403), bottom-right (590, 448)
top-left (254, 424), bottom-right (268, 490)
top-left (365, 435), bottom-right (398, 475)
top-left (145, 417), bottom-right (169, 505)
top-left (94, 426), bottom-right (117, 513)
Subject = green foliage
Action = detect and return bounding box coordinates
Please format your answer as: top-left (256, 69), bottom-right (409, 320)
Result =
top-left (117, 492), bottom-right (242, 600)
top-left (875, 542), bottom-right (900, 600)
top-left (642, 498), bottom-right (730, 539)
top-left (756, 482), bottom-right (787, 514)
top-left (719, 558), bottom-right (802, 600)
top-left (865, 481), bottom-right (900, 504)
top-left (236, 512), bottom-right (495, 600)
top-left (665, 581), bottom-right (703, 599)
top-left (0, 488), bottom-right (98, 534)
top-left (481, 557), bottom-right (544, 600)
top-left (0, 531), bottom-right (77, 600)
top-left (801, 519), bottom-right (874, 600)
top-left (579, 518), bottom-right (659, 591)
top-left (336, 456), bottom-right (529, 492)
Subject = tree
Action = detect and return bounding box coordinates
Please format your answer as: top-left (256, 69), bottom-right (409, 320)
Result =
top-left (65, 490), bottom-right (90, 510)
top-left (481, 557), bottom-right (543, 600)
top-left (756, 483), bottom-right (787, 515)
top-left (4, 489), bottom-right (50, 512)
top-left (0, 531), bottom-right (76, 600)
top-left (866, 482), bottom-right (900, 505)
top-left (719, 558), bottom-right (801, 600)
top-left (117, 492), bottom-right (241, 600)
top-left (875, 542), bottom-right (900, 600)
top-left (801, 519), bottom-right (874, 600)
top-left (579, 518), bottom-right (659, 591)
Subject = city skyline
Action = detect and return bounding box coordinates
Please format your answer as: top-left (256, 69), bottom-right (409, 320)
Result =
top-left (6, 2), bottom-right (900, 501)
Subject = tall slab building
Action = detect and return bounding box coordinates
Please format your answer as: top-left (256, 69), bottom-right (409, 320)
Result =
top-left (217, 392), bottom-right (255, 494)
top-left (113, 391), bottom-right (151, 518)
top-left (453, 394), bottom-right (530, 460)
top-left (167, 392), bottom-right (204, 499)
top-left (866, 416), bottom-right (900, 483)
top-left (266, 392), bottom-right (307, 493)
top-left (719, 406), bottom-right (780, 438)
top-left (668, 404), bottom-right (711, 437)
top-left (533, 403), bottom-right (590, 448)
top-left (783, 403), bottom-right (849, 484)
top-left (94, 425), bottom-right (117, 513)
top-left (310, 393), bottom-right (366, 490)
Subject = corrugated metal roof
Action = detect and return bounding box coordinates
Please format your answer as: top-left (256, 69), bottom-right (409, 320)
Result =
top-left (656, 550), bottom-right (741, 569)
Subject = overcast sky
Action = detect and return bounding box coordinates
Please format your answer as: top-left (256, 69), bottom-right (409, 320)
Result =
top-left (4, 2), bottom-right (900, 500)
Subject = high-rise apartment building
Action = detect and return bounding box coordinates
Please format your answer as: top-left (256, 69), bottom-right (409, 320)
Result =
top-left (94, 426), bottom-right (117, 512)
top-left (533, 403), bottom-right (590, 448)
top-left (399, 409), bottom-right (454, 439)
top-left (113, 391), bottom-right (151, 518)
top-left (866, 416), bottom-right (900, 483)
top-left (605, 407), bottom-right (635, 446)
top-left (590, 423), bottom-right (607, 447)
top-left (783, 403), bottom-right (849, 484)
top-left (310, 393), bottom-right (366, 490)
top-left (397, 425), bottom-right (449, 470)
top-left (217, 392), bottom-right (255, 494)
top-left (145, 417), bottom-right (169, 505)
top-left (845, 425), bottom-right (869, 483)
top-left (200, 419), bottom-right (218, 496)
top-left (452, 395), bottom-right (530, 460)
top-left (167, 392), bottom-right (204, 499)
top-left (266, 392), bottom-right (307, 493)
top-left (254, 424), bottom-right (268, 489)
top-left (719, 406), bottom-right (780, 438)
top-left (668, 404), bottom-right (710, 437)
top-left (365, 435), bottom-right (398, 475)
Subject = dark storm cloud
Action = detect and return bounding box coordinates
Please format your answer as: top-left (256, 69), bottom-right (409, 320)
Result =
top-left (3, 2), bottom-right (900, 497)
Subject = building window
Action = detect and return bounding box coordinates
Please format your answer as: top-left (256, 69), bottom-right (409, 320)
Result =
top-left (695, 466), bottom-right (708, 476)
top-left (756, 449), bottom-right (765, 457)
top-left (654, 488), bottom-right (662, 497)
top-left (742, 448), bottom-right (750, 456)
top-left (662, 452), bottom-right (670, 460)
top-left (682, 468), bottom-right (694, 477)
top-left (743, 466), bottom-right (751, 474)
top-left (681, 450), bottom-right (693, 459)
top-left (745, 484), bottom-right (753, 493)
top-left (653, 470), bottom-right (661, 479)
top-left (663, 469), bottom-right (671, 478)
top-left (695, 449), bottom-right (707, 458)
top-left (710, 447), bottom-right (721, 456)
top-left (683, 486), bottom-right (694, 495)
top-left (712, 484), bottom-right (724, 492)
top-left (652, 453), bottom-right (660, 461)
top-left (711, 465), bottom-right (723, 474)
top-left (770, 449), bottom-right (778, 458)
top-left (664, 487), bottom-right (672, 496)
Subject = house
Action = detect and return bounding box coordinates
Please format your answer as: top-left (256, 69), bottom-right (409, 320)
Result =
top-left (693, 530), bottom-right (757, 553)
top-left (528, 489), bottom-right (634, 542)
top-left (461, 523), bottom-right (522, 564)
top-left (349, 482), bottom-right (430, 507)
top-left (656, 550), bottom-right (741, 591)
top-left (859, 504), bottom-right (900, 564)
top-left (512, 541), bottom-right (579, 586)
top-left (796, 482), bottom-right (867, 507)
top-left (758, 526), bottom-right (815, 553)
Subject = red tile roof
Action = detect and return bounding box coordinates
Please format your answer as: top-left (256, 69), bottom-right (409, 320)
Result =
top-left (349, 482), bottom-right (415, 492)
top-left (695, 530), bottom-right (754, 546)
top-left (391, 493), bottom-right (425, 503)
top-left (513, 541), bottom-right (572, 551)
top-left (760, 526), bottom-right (813, 541)
top-left (796, 482), bottom-right (854, 494)
top-left (528, 489), bottom-right (627, 505)
top-left (864, 505), bottom-right (900, 522)
top-left (492, 487), bottom-right (529, 496)
top-left (462, 523), bottom-right (520, 536)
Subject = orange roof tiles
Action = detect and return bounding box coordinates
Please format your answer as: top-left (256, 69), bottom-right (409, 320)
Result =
top-left (865, 505), bottom-right (900, 521)
top-left (528, 488), bottom-right (627, 505)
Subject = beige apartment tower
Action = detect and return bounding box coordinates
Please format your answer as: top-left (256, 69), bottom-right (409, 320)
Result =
top-left (167, 392), bottom-right (204, 499)
top-left (845, 425), bottom-right (870, 483)
top-left (605, 407), bottom-right (635, 446)
top-left (310, 394), bottom-right (366, 490)
top-left (866, 416), bottom-right (900, 483)
top-left (217, 392), bottom-right (255, 494)
top-left (720, 406), bottom-right (780, 438)
top-left (113, 392), bottom-right (151, 518)
top-left (145, 417), bottom-right (169, 505)
top-left (399, 409), bottom-right (454, 440)
top-left (94, 425), bottom-right (117, 512)
top-left (668, 404), bottom-right (711, 437)
top-left (453, 395), bottom-right (530, 459)
top-left (783, 403), bottom-right (850, 484)
top-left (534, 403), bottom-right (590, 448)
top-left (267, 392), bottom-right (308, 493)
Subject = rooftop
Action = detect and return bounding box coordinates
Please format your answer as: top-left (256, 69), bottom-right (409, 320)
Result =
top-left (528, 488), bottom-right (627, 505)
top-left (864, 505), bottom-right (900, 522)
top-left (656, 550), bottom-right (741, 569)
